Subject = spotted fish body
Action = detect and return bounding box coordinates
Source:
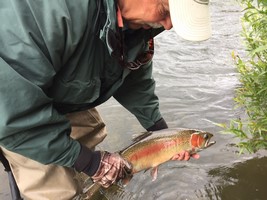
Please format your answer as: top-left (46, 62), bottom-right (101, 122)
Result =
top-left (86, 128), bottom-right (215, 199)
top-left (120, 128), bottom-right (215, 174)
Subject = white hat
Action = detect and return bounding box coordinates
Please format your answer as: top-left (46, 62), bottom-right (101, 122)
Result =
top-left (169, 0), bottom-right (212, 41)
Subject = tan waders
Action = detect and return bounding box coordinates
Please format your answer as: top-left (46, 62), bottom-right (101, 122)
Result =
top-left (0, 108), bottom-right (107, 200)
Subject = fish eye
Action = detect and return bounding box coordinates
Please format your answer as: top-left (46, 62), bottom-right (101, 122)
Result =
top-left (204, 134), bottom-right (208, 139)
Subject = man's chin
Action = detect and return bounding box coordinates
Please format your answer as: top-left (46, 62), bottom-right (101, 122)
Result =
top-left (125, 21), bottom-right (163, 30)
top-left (126, 23), bottom-right (143, 29)
top-left (142, 25), bottom-right (152, 29)
top-left (127, 23), bottom-right (161, 30)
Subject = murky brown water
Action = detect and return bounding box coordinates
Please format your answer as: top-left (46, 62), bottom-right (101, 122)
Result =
top-left (1, 0), bottom-right (267, 199)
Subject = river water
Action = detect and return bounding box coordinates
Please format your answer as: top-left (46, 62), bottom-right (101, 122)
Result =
top-left (1, 0), bottom-right (267, 199)
top-left (95, 0), bottom-right (267, 199)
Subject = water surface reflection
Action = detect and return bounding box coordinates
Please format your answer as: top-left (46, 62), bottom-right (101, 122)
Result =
top-left (196, 156), bottom-right (267, 200)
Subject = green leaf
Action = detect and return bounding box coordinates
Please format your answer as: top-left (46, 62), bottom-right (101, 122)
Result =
top-left (251, 45), bottom-right (267, 55)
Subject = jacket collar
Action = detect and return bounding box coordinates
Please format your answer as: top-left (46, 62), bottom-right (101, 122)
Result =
top-left (99, 0), bottom-right (117, 41)
top-left (98, 0), bottom-right (126, 61)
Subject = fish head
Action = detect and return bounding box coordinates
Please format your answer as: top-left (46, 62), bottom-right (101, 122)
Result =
top-left (190, 131), bottom-right (216, 150)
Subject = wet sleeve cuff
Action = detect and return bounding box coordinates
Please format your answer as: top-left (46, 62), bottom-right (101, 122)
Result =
top-left (147, 118), bottom-right (168, 131)
top-left (73, 145), bottom-right (101, 176)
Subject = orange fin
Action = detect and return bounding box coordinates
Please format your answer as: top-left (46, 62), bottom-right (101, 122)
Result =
top-left (150, 167), bottom-right (158, 181)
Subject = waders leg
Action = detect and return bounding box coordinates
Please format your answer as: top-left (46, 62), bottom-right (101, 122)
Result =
top-left (0, 150), bottom-right (23, 200)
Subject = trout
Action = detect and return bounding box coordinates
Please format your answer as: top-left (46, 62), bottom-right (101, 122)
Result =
top-left (120, 128), bottom-right (215, 179)
top-left (86, 128), bottom-right (215, 198)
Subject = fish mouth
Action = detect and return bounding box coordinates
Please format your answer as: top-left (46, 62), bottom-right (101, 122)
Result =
top-left (205, 139), bottom-right (216, 148)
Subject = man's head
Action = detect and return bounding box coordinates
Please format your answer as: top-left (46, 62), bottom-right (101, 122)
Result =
top-left (118, 0), bottom-right (211, 41)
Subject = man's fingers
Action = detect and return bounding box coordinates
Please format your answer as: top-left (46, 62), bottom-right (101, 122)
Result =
top-left (171, 154), bottom-right (180, 160)
top-left (91, 152), bottom-right (133, 188)
top-left (96, 176), bottom-right (114, 188)
top-left (191, 153), bottom-right (200, 159)
top-left (171, 150), bottom-right (186, 160)
top-left (183, 151), bottom-right (191, 161)
top-left (171, 151), bottom-right (200, 161)
top-left (122, 159), bottom-right (133, 174)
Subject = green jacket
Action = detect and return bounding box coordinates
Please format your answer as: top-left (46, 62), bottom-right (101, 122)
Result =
top-left (0, 0), bottom-right (164, 167)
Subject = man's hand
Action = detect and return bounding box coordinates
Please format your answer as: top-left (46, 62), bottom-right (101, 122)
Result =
top-left (171, 150), bottom-right (200, 161)
top-left (91, 151), bottom-right (132, 188)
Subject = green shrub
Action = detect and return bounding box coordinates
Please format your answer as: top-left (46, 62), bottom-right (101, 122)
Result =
top-left (218, 0), bottom-right (267, 153)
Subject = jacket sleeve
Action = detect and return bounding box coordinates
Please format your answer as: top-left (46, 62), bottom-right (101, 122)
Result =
top-left (113, 61), bottom-right (164, 129)
top-left (0, 0), bottom-right (92, 167)
top-left (0, 58), bottom-right (81, 167)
